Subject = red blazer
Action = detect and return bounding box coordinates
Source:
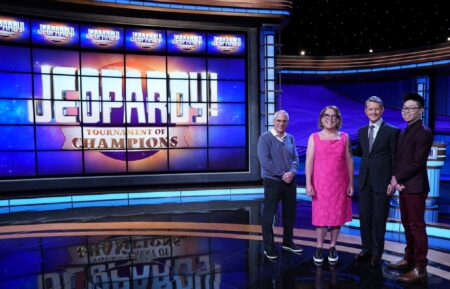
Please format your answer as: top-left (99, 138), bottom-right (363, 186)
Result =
top-left (394, 120), bottom-right (433, 194)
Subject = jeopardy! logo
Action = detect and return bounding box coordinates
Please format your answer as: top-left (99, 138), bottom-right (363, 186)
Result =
top-left (86, 28), bottom-right (120, 47)
top-left (131, 31), bottom-right (162, 49)
top-left (212, 36), bottom-right (242, 53)
top-left (0, 18), bottom-right (25, 39)
top-left (38, 24), bottom-right (75, 43)
top-left (172, 34), bottom-right (202, 51)
top-left (27, 65), bottom-right (219, 159)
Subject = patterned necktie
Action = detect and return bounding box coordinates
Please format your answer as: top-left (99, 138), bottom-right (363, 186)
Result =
top-left (369, 125), bottom-right (375, 151)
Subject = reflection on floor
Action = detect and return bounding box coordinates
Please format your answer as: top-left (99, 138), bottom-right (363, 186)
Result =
top-left (0, 199), bottom-right (449, 288)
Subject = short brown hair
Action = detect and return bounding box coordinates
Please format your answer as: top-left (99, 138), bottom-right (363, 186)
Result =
top-left (318, 105), bottom-right (342, 129)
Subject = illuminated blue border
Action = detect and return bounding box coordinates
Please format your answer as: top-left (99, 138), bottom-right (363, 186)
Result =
top-left (345, 219), bottom-right (450, 240)
top-left (95, 0), bottom-right (290, 16)
top-left (1, 187), bottom-right (448, 240)
top-left (280, 59), bottom-right (450, 75)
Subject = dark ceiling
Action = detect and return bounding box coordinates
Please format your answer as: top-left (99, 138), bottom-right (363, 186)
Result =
top-left (281, 0), bottom-right (450, 56)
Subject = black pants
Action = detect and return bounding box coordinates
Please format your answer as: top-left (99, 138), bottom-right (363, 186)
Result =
top-left (261, 178), bottom-right (297, 251)
top-left (358, 182), bottom-right (390, 257)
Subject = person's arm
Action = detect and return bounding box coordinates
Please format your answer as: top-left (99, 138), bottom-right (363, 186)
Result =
top-left (352, 129), bottom-right (363, 157)
top-left (395, 129), bottom-right (433, 183)
top-left (305, 134), bottom-right (315, 196)
top-left (387, 128), bottom-right (401, 195)
top-left (290, 136), bottom-right (299, 174)
top-left (282, 136), bottom-right (299, 184)
top-left (257, 134), bottom-right (280, 176)
top-left (390, 127), bottom-right (400, 174)
top-left (345, 133), bottom-right (354, 197)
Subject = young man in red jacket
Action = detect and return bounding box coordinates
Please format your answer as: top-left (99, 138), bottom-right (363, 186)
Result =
top-left (387, 92), bottom-right (433, 283)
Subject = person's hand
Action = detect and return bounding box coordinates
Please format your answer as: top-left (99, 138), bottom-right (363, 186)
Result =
top-left (347, 185), bottom-right (354, 197)
top-left (395, 184), bottom-right (405, 192)
top-left (390, 176), bottom-right (398, 187)
top-left (386, 184), bottom-right (395, 196)
top-left (282, 172), bottom-right (294, 184)
top-left (306, 186), bottom-right (314, 197)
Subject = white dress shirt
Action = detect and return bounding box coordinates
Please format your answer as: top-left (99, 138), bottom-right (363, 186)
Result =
top-left (369, 118), bottom-right (383, 140)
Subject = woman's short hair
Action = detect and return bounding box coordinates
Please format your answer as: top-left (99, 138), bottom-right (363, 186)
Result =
top-left (318, 105), bottom-right (342, 129)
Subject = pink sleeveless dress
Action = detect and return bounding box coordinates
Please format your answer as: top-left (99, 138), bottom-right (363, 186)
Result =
top-left (311, 132), bottom-right (352, 226)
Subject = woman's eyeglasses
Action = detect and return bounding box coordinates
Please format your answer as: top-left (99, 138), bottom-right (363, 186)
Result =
top-left (322, 113), bottom-right (338, 119)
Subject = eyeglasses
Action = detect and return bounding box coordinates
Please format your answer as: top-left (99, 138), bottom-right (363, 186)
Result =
top-left (401, 106), bottom-right (420, 113)
top-left (322, 113), bottom-right (338, 119)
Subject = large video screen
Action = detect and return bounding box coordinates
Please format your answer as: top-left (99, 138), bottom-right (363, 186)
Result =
top-left (0, 16), bottom-right (249, 181)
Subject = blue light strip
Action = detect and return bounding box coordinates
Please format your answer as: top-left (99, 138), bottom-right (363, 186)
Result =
top-left (345, 219), bottom-right (450, 240)
top-left (280, 59), bottom-right (450, 75)
top-left (72, 193), bottom-right (128, 202)
top-left (1, 187), bottom-right (448, 240)
top-left (10, 196), bottom-right (72, 206)
top-left (0, 187), bottom-right (306, 212)
top-left (96, 0), bottom-right (290, 16)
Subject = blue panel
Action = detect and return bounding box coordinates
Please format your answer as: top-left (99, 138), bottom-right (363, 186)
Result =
top-left (217, 81), bottom-right (246, 102)
top-left (37, 151), bottom-right (83, 175)
top-left (168, 149), bottom-right (207, 171)
top-left (208, 126), bottom-right (246, 147)
top-left (0, 126), bottom-right (34, 150)
top-left (167, 56), bottom-right (206, 74)
top-left (208, 148), bottom-right (246, 170)
top-left (0, 99), bottom-right (33, 124)
top-left (0, 152), bottom-right (36, 177)
top-left (36, 126), bottom-right (78, 150)
top-left (209, 58), bottom-right (245, 80)
top-left (208, 103), bottom-right (246, 125)
top-left (32, 48), bottom-right (79, 73)
top-left (0, 45), bottom-right (31, 72)
top-left (0, 72), bottom-right (32, 99)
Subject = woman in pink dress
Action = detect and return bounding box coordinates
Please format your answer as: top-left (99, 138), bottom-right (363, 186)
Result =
top-left (305, 105), bottom-right (354, 265)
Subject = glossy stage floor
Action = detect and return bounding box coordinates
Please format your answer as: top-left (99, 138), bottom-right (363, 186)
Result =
top-left (0, 192), bottom-right (449, 289)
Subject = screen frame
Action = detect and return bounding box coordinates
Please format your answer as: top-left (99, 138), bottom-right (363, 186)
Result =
top-left (0, 10), bottom-right (261, 193)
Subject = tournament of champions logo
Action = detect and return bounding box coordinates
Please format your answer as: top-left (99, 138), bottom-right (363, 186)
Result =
top-left (28, 65), bottom-right (219, 161)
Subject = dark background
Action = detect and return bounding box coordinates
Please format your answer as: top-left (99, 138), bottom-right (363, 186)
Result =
top-left (282, 0), bottom-right (450, 56)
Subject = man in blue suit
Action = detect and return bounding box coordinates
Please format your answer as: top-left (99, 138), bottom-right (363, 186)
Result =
top-left (353, 96), bottom-right (400, 267)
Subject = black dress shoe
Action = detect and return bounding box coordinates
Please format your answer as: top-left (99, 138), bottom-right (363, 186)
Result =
top-left (354, 251), bottom-right (371, 262)
top-left (371, 255), bottom-right (382, 267)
